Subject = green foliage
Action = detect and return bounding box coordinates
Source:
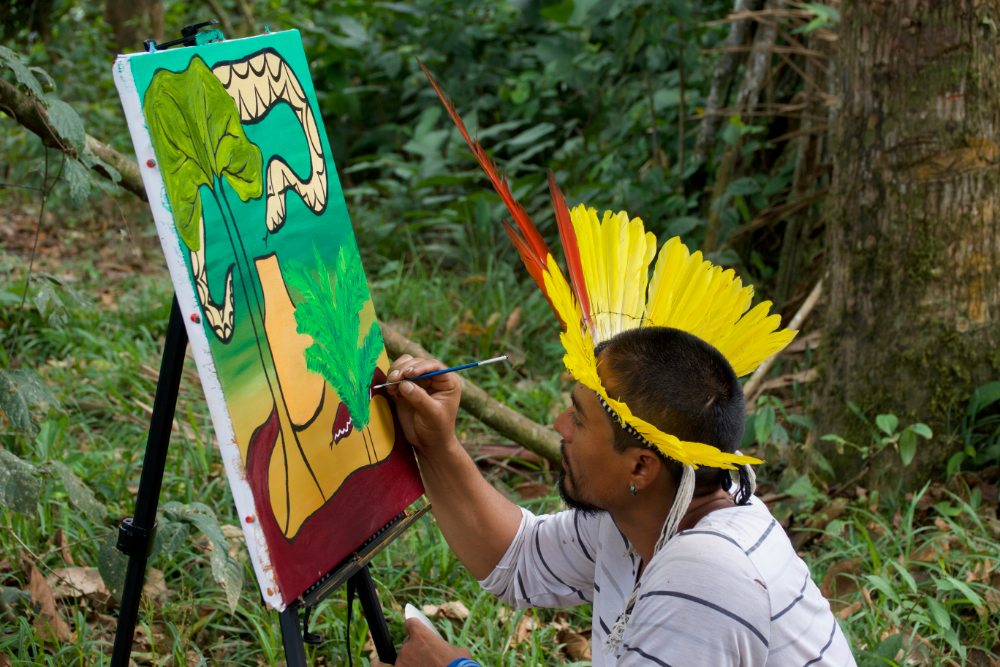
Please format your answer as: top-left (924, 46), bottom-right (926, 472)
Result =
top-left (160, 501), bottom-right (244, 612)
top-left (821, 407), bottom-right (932, 468)
top-left (1, 44), bottom-right (121, 206)
top-left (285, 243), bottom-right (383, 431)
top-left (144, 56), bottom-right (264, 251)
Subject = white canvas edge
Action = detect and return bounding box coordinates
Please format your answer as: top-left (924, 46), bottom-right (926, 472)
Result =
top-left (112, 51), bottom-right (284, 612)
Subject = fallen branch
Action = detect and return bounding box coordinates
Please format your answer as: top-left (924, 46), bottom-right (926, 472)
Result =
top-left (0, 77), bottom-right (146, 201)
top-left (380, 321), bottom-right (562, 465)
top-left (743, 279), bottom-right (823, 401)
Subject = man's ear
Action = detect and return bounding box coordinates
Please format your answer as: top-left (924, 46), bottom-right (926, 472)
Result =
top-left (630, 448), bottom-right (662, 492)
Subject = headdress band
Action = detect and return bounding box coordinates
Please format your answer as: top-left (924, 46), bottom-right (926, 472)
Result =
top-left (596, 393), bottom-right (653, 449)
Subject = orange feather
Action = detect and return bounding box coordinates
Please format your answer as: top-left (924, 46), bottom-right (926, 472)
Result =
top-left (547, 171), bottom-right (591, 325)
top-left (418, 60), bottom-right (556, 293)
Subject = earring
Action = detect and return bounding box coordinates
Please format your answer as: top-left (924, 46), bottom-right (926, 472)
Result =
top-left (629, 485), bottom-right (638, 496)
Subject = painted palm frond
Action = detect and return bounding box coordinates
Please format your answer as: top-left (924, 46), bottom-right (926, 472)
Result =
top-left (285, 243), bottom-right (382, 431)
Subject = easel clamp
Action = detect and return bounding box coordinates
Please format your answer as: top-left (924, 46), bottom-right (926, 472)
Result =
top-left (116, 517), bottom-right (158, 558)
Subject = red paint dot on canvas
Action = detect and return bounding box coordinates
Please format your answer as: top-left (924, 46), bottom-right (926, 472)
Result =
top-left (245, 515), bottom-right (255, 523)
top-left (190, 313), bottom-right (201, 324)
top-left (146, 159), bottom-right (156, 168)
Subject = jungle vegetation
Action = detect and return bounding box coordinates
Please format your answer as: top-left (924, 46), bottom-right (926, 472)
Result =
top-left (1, 0), bottom-right (998, 664)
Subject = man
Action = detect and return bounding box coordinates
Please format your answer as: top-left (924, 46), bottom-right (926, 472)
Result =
top-left (375, 325), bottom-right (856, 666)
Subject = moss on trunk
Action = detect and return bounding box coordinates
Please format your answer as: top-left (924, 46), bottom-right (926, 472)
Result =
top-left (817, 0), bottom-right (1000, 489)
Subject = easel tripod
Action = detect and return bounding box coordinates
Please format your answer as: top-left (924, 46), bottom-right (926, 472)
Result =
top-left (109, 297), bottom-right (413, 666)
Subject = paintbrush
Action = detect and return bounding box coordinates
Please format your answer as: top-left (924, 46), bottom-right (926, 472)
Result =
top-left (373, 355), bottom-right (509, 389)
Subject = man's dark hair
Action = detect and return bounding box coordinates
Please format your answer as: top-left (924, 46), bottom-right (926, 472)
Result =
top-left (596, 326), bottom-right (746, 489)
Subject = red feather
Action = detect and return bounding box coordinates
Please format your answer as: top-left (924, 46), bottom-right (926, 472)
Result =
top-left (418, 59), bottom-right (558, 298)
top-left (547, 170), bottom-right (591, 324)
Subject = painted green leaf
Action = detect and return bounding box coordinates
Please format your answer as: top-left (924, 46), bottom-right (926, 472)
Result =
top-left (144, 56), bottom-right (263, 251)
top-left (286, 243), bottom-right (382, 431)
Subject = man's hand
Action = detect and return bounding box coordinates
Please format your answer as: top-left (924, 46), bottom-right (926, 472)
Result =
top-left (386, 355), bottom-right (462, 456)
top-left (370, 617), bottom-right (473, 667)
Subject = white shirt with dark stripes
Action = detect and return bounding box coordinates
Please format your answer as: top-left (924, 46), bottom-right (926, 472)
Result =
top-left (479, 495), bottom-right (856, 666)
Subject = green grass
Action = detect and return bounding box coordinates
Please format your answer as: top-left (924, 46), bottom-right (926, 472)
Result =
top-left (0, 236), bottom-right (997, 666)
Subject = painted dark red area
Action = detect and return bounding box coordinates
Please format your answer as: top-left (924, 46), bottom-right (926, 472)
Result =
top-left (332, 402), bottom-right (353, 444)
top-left (245, 366), bottom-right (424, 606)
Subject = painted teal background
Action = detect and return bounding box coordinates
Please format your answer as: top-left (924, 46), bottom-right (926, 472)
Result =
top-left (128, 30), bottom-right (364, 388)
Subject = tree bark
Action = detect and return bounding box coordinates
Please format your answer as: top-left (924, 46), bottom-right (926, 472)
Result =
top-left (773, 34), bottom-right (828, 309)
top-left (817, 0), bottom-right (1000, 488)
top-left (103, 0), bottom-right (164, 50)
top-left (692, 0), bottom-right (766, 167)
top-left (703, 1), bottom-right (778, 252)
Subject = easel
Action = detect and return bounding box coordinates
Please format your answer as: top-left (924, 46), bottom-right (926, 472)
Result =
top-left (109, 297), bottom-right (420, 666)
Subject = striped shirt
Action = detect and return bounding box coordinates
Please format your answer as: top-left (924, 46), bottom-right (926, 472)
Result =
top-left (479, 496), bottom-right (856, 666)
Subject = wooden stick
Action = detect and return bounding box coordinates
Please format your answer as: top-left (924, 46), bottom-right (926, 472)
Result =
top-left (380, 322), bottom-right (562, 464)
top-left (0, 78), bottom-right (146, 201)
top-left (742, 279), bottom-right (823, 400)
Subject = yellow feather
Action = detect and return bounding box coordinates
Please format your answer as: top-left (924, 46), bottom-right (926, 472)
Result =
top-left (645, 236), bottom-right (687, 325)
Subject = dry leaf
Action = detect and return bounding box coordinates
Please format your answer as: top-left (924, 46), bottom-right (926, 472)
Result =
top-left (142, 568), bottom-right (168, 598)
top-left (54, 529), bottom-right (74, 566)
top-left (27, 563), bottom-right (71, 642)
top-left (837, 600), bottom-right (863, 619)
top-left (515, 482), bottom-right (552, 500)
top-left (913, 537), bottom-right (949, 563)
top-left (550, 610), bottom-right (571, 632)
top-left (48, 567), bottom-right (109, 599)
top-left (557, 630), bottom-right (592, 660)
top-left (0, 651), bottom-right (9, 667)
top-left (503, 307), bottom-right (521, 336)
top-left (221, 524), bottom-right (246, 559)
top-left (424, 600), bottom-right (470, 621)
top-left (820, 558), bottom-right (861, 613)
top-left (513, 611), bottom-right (537, 644)
top-left (984, 573), bottom-right (1000, 614)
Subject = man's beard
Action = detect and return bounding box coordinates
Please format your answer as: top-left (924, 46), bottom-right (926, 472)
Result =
top-left (558, 442), bottom-right (605, 517)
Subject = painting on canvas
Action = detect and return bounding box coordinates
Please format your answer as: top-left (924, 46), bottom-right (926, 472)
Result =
top-left (113, 30), bottom-right (424, 610)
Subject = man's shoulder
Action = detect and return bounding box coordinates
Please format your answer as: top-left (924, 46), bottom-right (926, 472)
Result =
top-left (648, 498), bottom-right (782, 584)
top-left (683, 496), bottom-right (782, 553)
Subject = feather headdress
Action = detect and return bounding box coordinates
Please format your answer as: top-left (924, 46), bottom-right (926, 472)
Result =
top-left (419, 61), bottom-right (796, 471)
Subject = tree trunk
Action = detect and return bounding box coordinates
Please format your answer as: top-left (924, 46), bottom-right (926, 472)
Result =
top-left (773, 34), bottom-right (828, 310)
top-left (103, 0), bottom-right (164, 51)
top-left (816, 0), bottom-right (1000, 488)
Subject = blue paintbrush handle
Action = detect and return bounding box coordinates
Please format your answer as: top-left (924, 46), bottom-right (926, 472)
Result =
top-left (373, 355), bottom-right (508, 389)
top-left (408, 361), bottom-right (480, 382)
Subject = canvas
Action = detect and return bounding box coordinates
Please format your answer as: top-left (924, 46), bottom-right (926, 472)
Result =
top-left (112, 30), bottom-right (424, 611)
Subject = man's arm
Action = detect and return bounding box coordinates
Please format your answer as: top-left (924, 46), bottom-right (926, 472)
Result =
top-left (386, 355), bottom-right (524, 580)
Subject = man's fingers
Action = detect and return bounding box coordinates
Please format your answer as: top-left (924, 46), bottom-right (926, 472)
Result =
top-left (401, 359), bottom-right (447, 379)
top-left (388, 357), bottom-right (445, 383)
top-left (403, 617), bottom-right (429, 636)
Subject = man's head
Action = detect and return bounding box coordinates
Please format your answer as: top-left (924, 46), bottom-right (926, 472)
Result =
top-left (553, 326), bottom-right (745, 513)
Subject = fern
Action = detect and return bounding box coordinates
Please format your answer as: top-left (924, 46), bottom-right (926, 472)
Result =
top-left (285, 243), bottom-right (381, 431)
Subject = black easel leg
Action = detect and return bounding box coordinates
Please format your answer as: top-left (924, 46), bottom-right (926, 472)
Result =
top-left (110, 297), bottom-right (188, 667)
top-left (351, 565), bottom-right (397, 664)
top-left (279, 606), bottom-right (309, 667)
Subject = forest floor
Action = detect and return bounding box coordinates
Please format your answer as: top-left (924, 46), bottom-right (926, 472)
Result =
top-left (0, 202), bottom-right (999, 667)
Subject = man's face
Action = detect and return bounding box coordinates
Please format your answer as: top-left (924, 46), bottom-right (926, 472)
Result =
top-left (553, 379), bottom-right (624, 515)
